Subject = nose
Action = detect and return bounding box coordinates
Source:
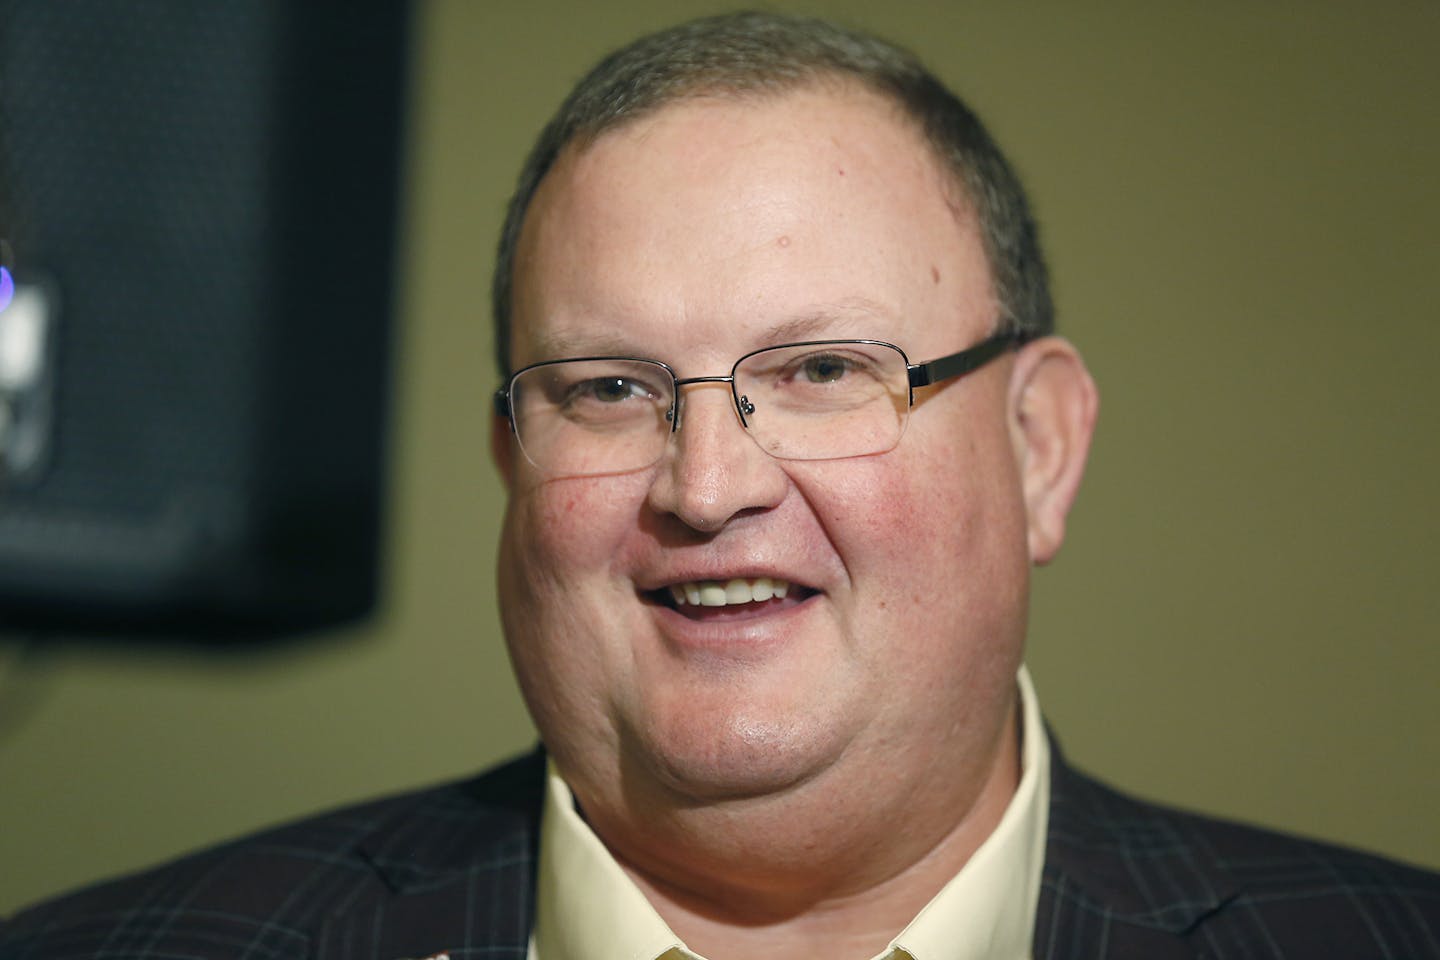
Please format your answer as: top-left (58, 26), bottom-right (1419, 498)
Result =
top-left (646, 380), bottom-right (787, 532)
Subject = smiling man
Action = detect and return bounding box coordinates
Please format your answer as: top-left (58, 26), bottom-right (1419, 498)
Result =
top-left (2, 12), bottom-right (1437, 960)
top-left (488, 49), bottom-right (1082, 957)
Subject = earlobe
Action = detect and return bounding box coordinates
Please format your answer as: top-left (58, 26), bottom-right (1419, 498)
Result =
top-left (1007, 337), bottom-right (1099, 565)
top-left (491, 412), bottom-right (517, 491)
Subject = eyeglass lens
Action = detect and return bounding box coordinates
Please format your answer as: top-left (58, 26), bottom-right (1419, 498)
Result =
top-left (507, 342), bottom-right (911, 477)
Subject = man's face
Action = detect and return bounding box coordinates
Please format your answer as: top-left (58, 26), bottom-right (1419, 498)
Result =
top-left (496, 87), bottom-right (1041, 846)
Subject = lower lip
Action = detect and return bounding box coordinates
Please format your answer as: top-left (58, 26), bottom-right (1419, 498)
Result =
top-left (649, 591), bottom-right (817, 652)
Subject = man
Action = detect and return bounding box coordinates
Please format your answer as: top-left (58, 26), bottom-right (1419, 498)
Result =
top-left (2, 12), bottom-right (1437, 960)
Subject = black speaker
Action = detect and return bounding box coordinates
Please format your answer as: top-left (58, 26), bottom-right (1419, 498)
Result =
top-left (0, 1), bottom-right (411, 640)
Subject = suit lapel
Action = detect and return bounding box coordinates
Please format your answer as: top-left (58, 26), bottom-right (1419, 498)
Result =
top-left (310, 738), bottom-right (1238, 959)
top-left (315, 750), bottom-right (546, 960)
top-left (1033, 738), bottom-right (1236, 960)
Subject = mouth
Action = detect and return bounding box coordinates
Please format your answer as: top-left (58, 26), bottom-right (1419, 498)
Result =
top-left (647, 576), bottom-right (816, 622)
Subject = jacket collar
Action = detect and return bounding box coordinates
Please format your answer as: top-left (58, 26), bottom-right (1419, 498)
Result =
top-left (326, 738), bottom-right (1243, 959)
top-left (315, 750), bottom-right (547, 960)
top-left (356, 748), bottom-right (546, 893)
top-left (1033, 735), bottom-right (1239, 958)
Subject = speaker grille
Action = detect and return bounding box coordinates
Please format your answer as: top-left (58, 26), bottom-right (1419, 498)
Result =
top-left (0, 1), bottom-right (410, 638)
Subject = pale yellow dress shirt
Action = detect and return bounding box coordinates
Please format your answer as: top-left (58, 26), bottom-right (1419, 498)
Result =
top-left (529, 666), bottom-right (1050, 960)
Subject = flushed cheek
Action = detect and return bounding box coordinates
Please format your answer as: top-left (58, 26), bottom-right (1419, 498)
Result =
top-left (802, 453), bottom-right (983, 581)
top-left (497, 475), bottom-right (653, 681)
top-left (835, 455), bottom-right (1025, 739)
top-left (499, 483), bottom-right (658, 707)
top-left (799, 433), bottom-right (1028, 657)
top-left (507, 473), bottom-right (651, 572)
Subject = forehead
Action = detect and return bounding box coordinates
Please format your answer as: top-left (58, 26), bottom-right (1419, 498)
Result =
top-left (510, 86), bottom-right (996, 367)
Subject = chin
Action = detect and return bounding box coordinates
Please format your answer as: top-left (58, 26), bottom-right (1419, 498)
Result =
top-left (627, 706), bottom-right (851, 804)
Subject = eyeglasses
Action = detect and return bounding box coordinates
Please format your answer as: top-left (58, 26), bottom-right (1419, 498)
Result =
top-left (494, 332), bottom-right (1019, 478)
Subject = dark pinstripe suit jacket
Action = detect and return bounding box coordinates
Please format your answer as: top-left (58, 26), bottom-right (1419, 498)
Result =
top-left (3, 743), bottom-right (1438, 959)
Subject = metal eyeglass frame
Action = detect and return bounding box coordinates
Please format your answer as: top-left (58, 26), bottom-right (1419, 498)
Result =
top-left (493, 329), bottom-right (1021, 439)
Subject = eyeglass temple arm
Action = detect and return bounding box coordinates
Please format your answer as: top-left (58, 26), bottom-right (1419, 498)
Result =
top-left (493, 388), bottom-right (514, 424)
top-left (907, 332), bottom-right (1019, 389)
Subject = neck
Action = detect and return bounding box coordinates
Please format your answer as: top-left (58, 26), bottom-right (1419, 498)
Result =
top-left (599, 705), bottom-right (1023, 960)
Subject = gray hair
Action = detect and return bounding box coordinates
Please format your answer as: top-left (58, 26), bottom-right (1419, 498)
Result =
top-left (491, 11), bottom-right (1052, 374)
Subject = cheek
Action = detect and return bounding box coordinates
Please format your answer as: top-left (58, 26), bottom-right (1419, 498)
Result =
top-left (819, 436), bottom-right (996, 564)
top-left (498, 478), bottom-right (650, 765)
top-left (502, 473), bottom-right (649, 579)
top-left (806, 414), bottom-right (1030, 625)
top-left (497, 474), bottom-right (651, 682)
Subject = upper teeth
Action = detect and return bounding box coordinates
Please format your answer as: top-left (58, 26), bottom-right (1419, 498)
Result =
top-left (668, 577), bottom-right (791, 606)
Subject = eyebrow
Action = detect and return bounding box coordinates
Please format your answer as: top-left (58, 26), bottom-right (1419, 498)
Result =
top-left (760, 298), bottom-right (890, 346)
top-left (529, 330), bottom-right (642, 359)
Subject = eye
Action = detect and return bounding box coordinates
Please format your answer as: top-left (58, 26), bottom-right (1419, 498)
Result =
top-left (552, 367), bottom-right (669, 412)
top-left (740, 345), bottom-right (891, 394)
top-left (555, 374), bottom-right (665, 424)
top-left (582, 377), bottom-right (649, 403)
top-left (799, 353), bottom-right (852, 384)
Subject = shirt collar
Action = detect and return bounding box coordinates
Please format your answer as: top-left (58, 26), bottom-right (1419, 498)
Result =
top-left (889, 663), bottom-right (1049, 960)
top-left (532, 665), bottom-right (1049, 960)
top-left (533, 756), bottom-right (694, 960)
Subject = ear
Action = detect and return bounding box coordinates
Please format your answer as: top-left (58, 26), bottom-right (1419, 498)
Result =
top-left (1006, 337), bottom-right (1098, 565)
top-left (491, 410), bottom-right (517, 491)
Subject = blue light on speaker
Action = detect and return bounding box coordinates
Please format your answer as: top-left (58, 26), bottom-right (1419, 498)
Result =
top-left (0, 267), bottom-right (13, 313)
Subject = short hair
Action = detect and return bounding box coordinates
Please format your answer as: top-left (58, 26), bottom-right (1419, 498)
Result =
top-left (491, 11), bottom-right (1052, 375)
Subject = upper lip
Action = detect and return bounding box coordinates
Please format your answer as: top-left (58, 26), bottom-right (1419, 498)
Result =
top-left (635, 568), bottom-right (816, 592)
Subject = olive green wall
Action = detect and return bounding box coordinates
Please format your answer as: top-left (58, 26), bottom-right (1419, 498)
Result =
top-left (2, 0), bottom-right (1437, 915)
